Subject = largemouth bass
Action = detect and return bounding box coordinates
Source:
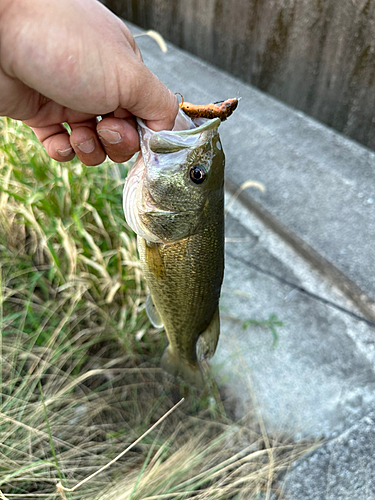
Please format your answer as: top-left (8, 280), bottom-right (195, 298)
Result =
top-left (123, 109), bottom-right (225, 388)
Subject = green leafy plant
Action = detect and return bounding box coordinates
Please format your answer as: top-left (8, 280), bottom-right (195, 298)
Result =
top-left (242, 314), bottom-right (284, 347)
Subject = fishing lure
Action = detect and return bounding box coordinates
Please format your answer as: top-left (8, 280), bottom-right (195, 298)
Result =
top-left (177, 95), bottom-right (239, 121)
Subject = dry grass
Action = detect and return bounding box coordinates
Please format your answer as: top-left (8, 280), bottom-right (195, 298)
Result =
top-left (0, 117), bottom-right (316, 500)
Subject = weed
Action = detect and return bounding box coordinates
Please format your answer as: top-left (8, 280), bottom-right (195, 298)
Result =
top-left (242, 314), bottom-right (284, 347)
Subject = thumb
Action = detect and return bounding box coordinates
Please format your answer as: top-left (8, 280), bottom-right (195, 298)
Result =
top-left (122, 61), bottom-right (179, 132)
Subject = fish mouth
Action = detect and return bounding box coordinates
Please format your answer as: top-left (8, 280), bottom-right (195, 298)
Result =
top-left (165, 116), bottom-right (221, 136)
top-left (137, 111), bottom-right (221, 154)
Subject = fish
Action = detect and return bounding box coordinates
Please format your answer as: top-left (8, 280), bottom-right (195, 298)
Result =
top-left (123, 108), bottom-right (226, 389)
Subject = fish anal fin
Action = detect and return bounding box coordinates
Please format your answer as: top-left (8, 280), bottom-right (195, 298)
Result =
top-left (145, 293), bottom-right (163, 328)
top-left (161, 346), bottom-right (205, 389)
top-left (196, 308), bottom-right (220, 361)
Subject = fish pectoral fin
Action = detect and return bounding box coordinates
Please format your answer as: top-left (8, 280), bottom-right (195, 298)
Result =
top-left (145, 293), bottom-right (163, 328)
top-left (196, 308), bottom-right (220, 361)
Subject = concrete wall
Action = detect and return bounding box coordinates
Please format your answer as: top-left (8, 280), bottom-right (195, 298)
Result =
top-left (104, 0), bottom-right (375, 151)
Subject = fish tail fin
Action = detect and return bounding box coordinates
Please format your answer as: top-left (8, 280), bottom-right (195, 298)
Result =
top-left (161, 346), bottom-right (205, 389)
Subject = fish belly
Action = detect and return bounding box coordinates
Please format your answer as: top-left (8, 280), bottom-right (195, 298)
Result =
top-left (138, 220), bottom-right (224, 386)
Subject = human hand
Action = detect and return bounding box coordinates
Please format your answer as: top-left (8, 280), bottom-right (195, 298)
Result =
top-left (0, 0), bottom-right (178, 166)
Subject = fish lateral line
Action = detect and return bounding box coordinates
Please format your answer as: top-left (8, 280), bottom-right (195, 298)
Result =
top-left (176, 95), bottom-right (239, 121)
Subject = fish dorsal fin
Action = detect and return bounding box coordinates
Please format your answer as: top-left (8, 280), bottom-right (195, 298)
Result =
top-left (145, 293), bottom-right (163, 328)
top-left (196, 308), bottom-right (220, 361)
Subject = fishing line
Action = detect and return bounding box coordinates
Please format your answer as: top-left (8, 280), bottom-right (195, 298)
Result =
top-left (226, 250), bottom-right (375, 329)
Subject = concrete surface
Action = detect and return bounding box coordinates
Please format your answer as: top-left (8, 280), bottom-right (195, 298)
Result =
top-left (125, 21), bottom-right (375, 500)
top-left (219, 200), bottom-right (375, 498)
top-left (282, 410), bottom-right (375, 500)
top-left (216, 197), bottom-right (375, 438)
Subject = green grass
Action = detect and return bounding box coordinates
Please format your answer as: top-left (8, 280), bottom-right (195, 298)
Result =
top-left (0, 117), bottom-right (314, 500)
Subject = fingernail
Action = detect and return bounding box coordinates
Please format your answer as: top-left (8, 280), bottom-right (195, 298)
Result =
top-left (76, 138), bottom-right (95, 154)
top-left (98, 129), bottom-right (122, 145)
top-left (57, 147), bottom-right (73, 157)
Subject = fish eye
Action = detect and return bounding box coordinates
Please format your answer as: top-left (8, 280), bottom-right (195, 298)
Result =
top-left (189, 165), bottom-right (207, 185)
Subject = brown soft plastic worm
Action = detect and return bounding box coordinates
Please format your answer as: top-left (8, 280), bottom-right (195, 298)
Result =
top-left (177, 95), bottom-right (239, 121)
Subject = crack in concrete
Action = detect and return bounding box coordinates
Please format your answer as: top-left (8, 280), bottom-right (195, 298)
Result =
top-left (226, 250), bottom-right (375, 329)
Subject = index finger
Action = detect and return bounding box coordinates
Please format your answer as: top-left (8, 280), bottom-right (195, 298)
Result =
top-left (119, 60), bottom-right (179, 132)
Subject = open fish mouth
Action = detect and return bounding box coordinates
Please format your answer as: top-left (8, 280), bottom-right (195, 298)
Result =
top-left (146, 117), bottom-right (221, 154)
top-left (137, 109), bottom-right (221, 158)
